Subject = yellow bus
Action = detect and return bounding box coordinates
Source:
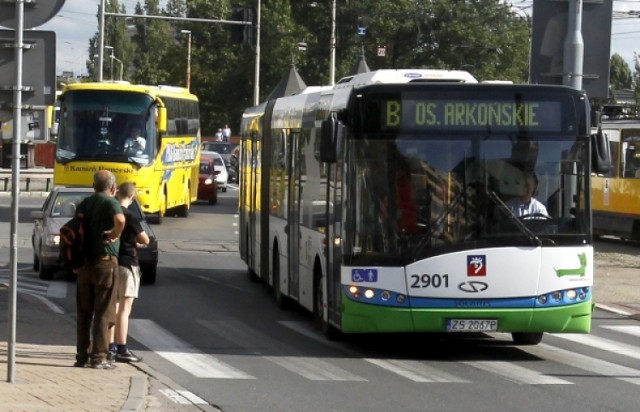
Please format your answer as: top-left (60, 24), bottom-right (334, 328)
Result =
top-left (53, 82), bottom-right (200, 222)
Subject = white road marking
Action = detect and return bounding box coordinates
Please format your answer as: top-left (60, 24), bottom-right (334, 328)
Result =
top-left (365, 358), bottom-right (470, 383)
top-left (524, 343), bottom-right (640, 385)
top-left (463, 360), bottom-right (573, 385)
top-left (177, 390), bottom-right (208, 404)
top-left (552, 333), bottom-right (640, 361)
top-left (600, 325), bottom-right (640, 338)
top-left (264, 356), bottom-right (366, 381)
top-left (159, 389), bottom-right (191, 405)
top-left (129, 319), bottom-right (254, 379)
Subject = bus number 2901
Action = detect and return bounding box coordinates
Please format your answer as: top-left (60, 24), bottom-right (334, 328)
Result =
top-left (410, 274), bottom-right (449, 288)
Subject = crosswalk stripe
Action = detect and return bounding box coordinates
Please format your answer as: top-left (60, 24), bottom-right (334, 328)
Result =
top-left (524, 343), bottom-right (640, 385)
top-left (264, 356), bottom-right (367, 381)
top-left (463, 361), bottom-right (573, 385)
top-left (365, 359), bottom-right (469, 383)
top-left (600, 325), bottom-right (640, 338)
top-left (551, 333), bottom-right (640, 361)
top-left (129, 319), bottom-right (254, 379)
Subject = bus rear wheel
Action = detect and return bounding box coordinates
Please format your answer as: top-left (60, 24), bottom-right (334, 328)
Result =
top-left (512, 332), bottom-right (543, 345)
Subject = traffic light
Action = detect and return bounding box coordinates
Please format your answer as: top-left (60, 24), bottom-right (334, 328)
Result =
top-left (230, 6), bottom-right (255, 45)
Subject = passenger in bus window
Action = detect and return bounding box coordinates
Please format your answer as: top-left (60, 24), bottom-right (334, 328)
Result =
top-left (506, 173), bottom-right (549, 218)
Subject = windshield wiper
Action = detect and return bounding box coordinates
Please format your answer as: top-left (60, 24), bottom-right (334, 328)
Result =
top-left (487, 191), bottom-right (542, 246)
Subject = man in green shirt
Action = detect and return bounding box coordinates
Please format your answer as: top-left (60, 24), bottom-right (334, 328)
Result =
top-left (74, 170), bottom-right (125, 369)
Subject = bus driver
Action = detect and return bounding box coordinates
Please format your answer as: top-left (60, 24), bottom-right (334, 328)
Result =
top-left (506, 173), bottom-right (548, 218)
top-left (123, 127), bottom-right (146, 153)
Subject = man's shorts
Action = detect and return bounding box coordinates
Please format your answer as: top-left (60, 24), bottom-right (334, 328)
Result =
top-left (116, 265), bottom-right (141, 299)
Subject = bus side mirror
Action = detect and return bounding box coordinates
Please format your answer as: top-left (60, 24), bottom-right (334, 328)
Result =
top-left (591, 126), bottom-right (611, 174)
top-left (320, 112), bottom-right (338, 163)
top-left (157, 107), bottom-right (167, 133)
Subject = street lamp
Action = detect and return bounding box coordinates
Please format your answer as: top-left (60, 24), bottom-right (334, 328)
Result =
top-left (112, 56), bottom-right (124, 81)
top-left (180, 30), bottom-right (192, 90)
top-left (105, 45), bottom-right (114, 80)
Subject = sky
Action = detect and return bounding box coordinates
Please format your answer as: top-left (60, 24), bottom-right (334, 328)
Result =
top-left (18, 0), bottom-right (640, 78)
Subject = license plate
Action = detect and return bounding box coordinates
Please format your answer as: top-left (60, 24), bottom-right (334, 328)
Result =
top-left (446, 319), bottom-right (498, 332)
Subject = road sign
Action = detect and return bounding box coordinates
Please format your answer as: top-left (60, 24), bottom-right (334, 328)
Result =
top-left (0, 30), bottom-right (56, 107)
top-left (0, 0), bottom-right (66, 30)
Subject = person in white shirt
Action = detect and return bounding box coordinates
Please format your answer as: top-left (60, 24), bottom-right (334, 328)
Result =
top-left (123, 127), bottom-right (146, 152)
top-left (506, 173), bottom-right (549, 218)
top-left (222, 124), bottom-right (231, 142)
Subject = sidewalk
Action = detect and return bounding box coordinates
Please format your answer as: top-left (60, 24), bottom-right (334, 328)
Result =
top-left (0, 289), bottom-right (148, 412)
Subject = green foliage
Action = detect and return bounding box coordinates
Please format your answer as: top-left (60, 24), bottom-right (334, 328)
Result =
top-left (610, 53), bottom-right (632, 91)
top-left (87, 0), bottom-right (532, 135)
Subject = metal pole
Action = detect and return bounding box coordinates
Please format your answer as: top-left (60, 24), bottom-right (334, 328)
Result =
top-left (253, 0), bottom-right (261, 105)
top-left (110, 48), bottom-right (114, 81)
top-left (563, 0), bottom-right (584, 90)
top-left (8, 0), bottom-right (25, 383)
top-left (181, 30), bottom-right (191, 90)
top-left (329, 0), bottom-right (336, 85)
top-left (99, 0), bottom-right (105, 81)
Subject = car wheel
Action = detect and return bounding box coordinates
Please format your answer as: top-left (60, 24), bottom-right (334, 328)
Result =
top-left (38, 253), bottom-right (53, 280)
top-left (33, 250), bottom-right (40, 271)
top-left (222, 186), bottom-right (227, 193)
top-left (208, 192), bottom-right (218, 205)
top-left (512, 332), bottom-right (543, 345)
top-left (141, 265), bottom-right (157, 285)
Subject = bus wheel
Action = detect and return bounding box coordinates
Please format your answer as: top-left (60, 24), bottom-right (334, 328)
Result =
top-left (313, 262), bottom-right (342, 341)
top-left (176, 189), bottom-right (190, 217)
top-left (273, 244), bottom-right (290, 310)
top-left (512, 332), bottom-right (543, 345)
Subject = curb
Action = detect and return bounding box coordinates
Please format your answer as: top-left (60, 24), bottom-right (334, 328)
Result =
top-left (121, 375), bottom-right (148, 412)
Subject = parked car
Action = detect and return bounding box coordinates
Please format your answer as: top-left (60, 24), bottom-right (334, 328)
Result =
top-left (201, 142), bottom-right (237, 182)
top-left (201, 150), bottom-right (228, 192)
top-left (198, 155), bottom-right (220, 204)
top-left (31, 186), bottom-right (159, 284)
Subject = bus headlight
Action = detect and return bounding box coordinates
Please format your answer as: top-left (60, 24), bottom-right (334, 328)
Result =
top-left (537, 295), bottom-right (548, 304)
top-left (396, 294), bottom-right (406, 304)
top-left (566, 289), bottom-right (577, 300)
top-left (364, 289), bottom-right (375, 299)
top-left (348, 286), bottom-right (360, 299)
top-left (380, 290), bottom-right (391, 301)
top-left (551, 291), bottom-right (562, 301)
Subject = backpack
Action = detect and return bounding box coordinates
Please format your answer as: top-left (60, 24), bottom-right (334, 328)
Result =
top-left (59, 211), bottom-right (86, 270)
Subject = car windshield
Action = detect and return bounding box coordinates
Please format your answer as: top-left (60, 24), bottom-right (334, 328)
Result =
top-left (200, 161), bottom-right (212, 174)
top-left (50, 193), bottom-right (91, 217)
top-left (49, 191), bottom-right (145, 220)
top-left (213, 157), bottom-right (224, 166)
top-left (202, 142), bottom-right (232, 154)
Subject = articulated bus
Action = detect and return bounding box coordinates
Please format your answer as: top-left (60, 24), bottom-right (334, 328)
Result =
top-left (53, 82), bottom-right (200, 222)
top-left (239, 69), bottom-right (610, 344)
top-left (591, 112), bottom-right (640, 240)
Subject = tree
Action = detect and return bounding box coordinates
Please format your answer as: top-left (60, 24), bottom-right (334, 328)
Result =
top-left (610, 53), bottom-right (632, 91)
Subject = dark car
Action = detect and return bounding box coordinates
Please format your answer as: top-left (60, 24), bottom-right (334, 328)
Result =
top-left (198, 155), bottom-right (219, 204)
top-left (201, 142), bottom-right (238, 182)
top-left (31, 187), bottom-right (159, 284)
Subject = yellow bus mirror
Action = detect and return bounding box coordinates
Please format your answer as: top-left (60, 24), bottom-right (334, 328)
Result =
top-left (157, 107), bottom-right (167, 133)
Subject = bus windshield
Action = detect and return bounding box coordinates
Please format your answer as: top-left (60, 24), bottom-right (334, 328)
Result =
top-left (346, 132), bottom-right (589, 265)
top-left (56, 90), bottom-right (156, 166)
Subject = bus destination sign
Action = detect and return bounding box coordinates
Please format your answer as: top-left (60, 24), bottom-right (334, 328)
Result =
top-left (381, 99), bottom-right (564, 132)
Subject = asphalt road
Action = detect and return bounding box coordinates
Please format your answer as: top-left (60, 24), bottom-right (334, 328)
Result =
top-left (2, 187), bottom-right (640, 411)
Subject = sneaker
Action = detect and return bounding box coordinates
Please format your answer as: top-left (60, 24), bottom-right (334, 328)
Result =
top-left (115, 350), bottom-right (142, 363)
top-left (107, 351), bottom-right (116, 361)
top-left (91, 361), bottom-right (117, 370)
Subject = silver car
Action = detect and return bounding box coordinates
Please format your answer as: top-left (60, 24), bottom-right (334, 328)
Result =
top-left (31, 187), bottom-right (159, 283)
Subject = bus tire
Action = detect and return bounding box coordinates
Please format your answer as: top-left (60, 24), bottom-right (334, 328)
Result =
top-left (512, 332), bottom-right (543, 345)
top-left (273, 243), bottom-right (291, 310)
top-left (245, 228), bottom-right (259, 282)
top-left (313, 260), bottom-right (342, 341)
top-left (176, 189), bottom-right (190, 218)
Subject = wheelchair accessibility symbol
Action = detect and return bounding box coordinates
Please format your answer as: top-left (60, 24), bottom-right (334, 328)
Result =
top-left (351, 268), bottom-right (378, 283)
